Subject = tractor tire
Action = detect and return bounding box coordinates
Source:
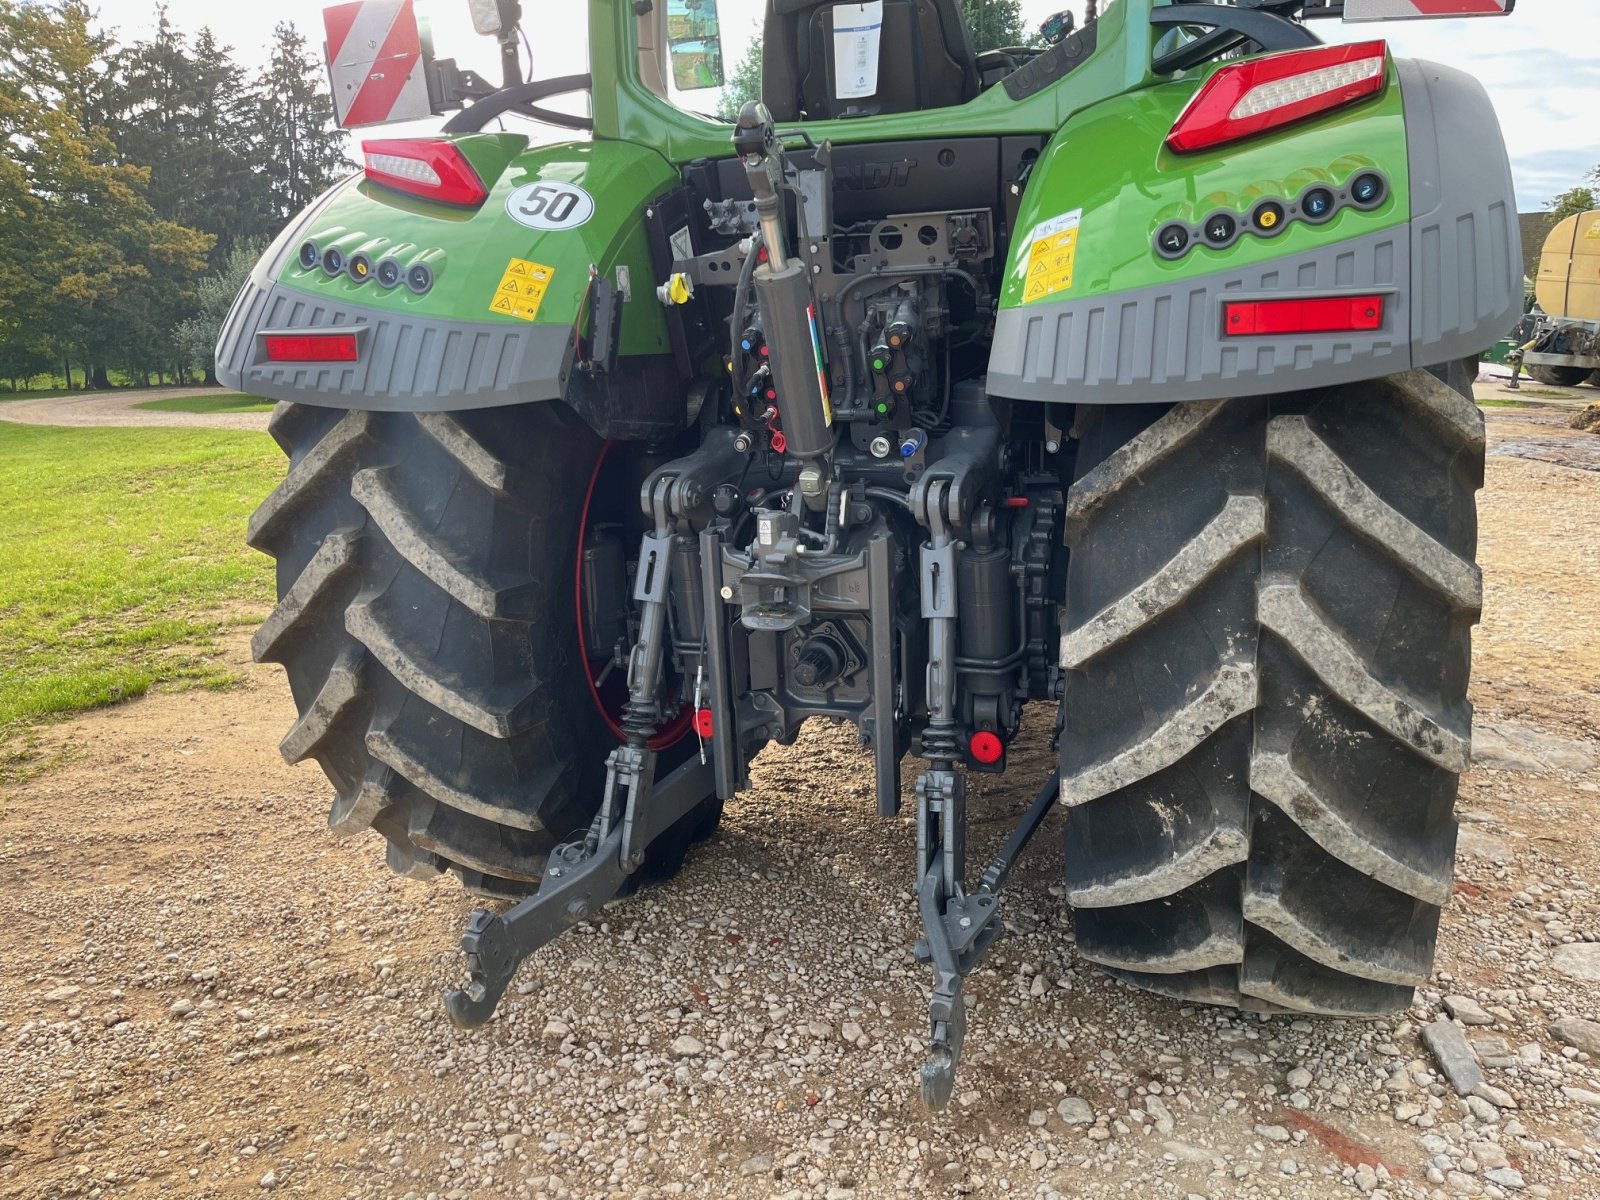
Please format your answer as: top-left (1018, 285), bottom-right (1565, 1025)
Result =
top-left (1527, 364), bottom-right (1590, 388)
top-left (248, 400), bottom-right (718, 898)
top-left (1058, 368), bottom-right (1483, 1016)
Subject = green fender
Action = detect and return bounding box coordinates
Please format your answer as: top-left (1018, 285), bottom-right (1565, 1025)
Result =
top-left (216, 136), bottom-right (680, 414)
top-left (987, 55), bottom-right (1521, 405)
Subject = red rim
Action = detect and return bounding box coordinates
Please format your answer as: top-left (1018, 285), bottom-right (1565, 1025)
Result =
top-left (575, 442), bottom-right (692, 751)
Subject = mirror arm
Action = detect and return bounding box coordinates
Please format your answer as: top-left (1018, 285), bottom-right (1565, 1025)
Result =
top-left (497, 0), bottom-right (524, 89)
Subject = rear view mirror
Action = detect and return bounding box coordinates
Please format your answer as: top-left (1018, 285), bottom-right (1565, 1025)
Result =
top-left (667, 0), bottom-right (725, 90)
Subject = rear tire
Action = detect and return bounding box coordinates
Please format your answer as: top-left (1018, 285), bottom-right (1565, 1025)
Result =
top-left (1528, 364), bottom-right (1590, 387)
top-left (1058, 370), bottom-right (1483, 1016)
top-left (249, 401), bottom-right (717, 897)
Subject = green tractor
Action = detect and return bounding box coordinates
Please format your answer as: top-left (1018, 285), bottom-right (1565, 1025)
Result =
top-left (220, 0), bottom-right (1521, 1108)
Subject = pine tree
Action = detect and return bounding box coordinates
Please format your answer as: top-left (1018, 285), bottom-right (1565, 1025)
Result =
top-left (0, 0), bottom-right (211, 388)
top-left (255, 21), bottom-right (349, 228)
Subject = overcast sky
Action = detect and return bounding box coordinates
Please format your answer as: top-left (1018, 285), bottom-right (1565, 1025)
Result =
top-left (95, 0), bottom-right (1598, 210)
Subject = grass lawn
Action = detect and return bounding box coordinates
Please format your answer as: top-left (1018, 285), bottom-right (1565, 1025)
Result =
top-left (0, 422), bottom-right (281, 778)
top-left (135, 392), bottom-right (275, 415)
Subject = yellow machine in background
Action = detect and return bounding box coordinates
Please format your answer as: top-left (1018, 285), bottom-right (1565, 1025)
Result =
top-left (1522, 208), bottom-right (1600, 387)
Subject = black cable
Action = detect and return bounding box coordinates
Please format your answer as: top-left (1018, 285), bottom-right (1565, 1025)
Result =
top-left (730, 229), bottom-right (765, 389)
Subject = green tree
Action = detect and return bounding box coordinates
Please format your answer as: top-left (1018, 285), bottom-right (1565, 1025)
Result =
top-left (959, 0), bottom-right (1033, 52)
top-left (108, 12), bottom-right (271, 264)
top-left (1546, 172), bottom-right (1599, 225)
top-left (0, 0), bottom-right (212, 388)
top-left (719, 26), bottom-right (762, 118)
top-left (173, 240), bottom-right (261, 384)
top-left (255, 21), bottom-right (349, 228)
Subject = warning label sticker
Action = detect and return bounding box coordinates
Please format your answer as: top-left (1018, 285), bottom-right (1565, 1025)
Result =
top-left (1024, 209), bottom-right (1081, 303)
top-left (490, 258), bottom-right (557, 322)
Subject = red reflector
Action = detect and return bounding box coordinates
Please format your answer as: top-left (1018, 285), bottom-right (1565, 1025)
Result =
top-left (694, 707), bottom-right (715, 738)
top-left (969, 731), bottom-right (1004, 765)
top-left (263, 333), bottom-right (360, 362)
top-left (363, 138), bottom-right (488, 206)
top-left (1167, 41), bottom-right (1388, 154)
top-left (1223, 295), bottom-right (1385, 337)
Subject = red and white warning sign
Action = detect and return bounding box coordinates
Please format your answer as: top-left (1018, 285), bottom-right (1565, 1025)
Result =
top-left (1343, 0), bottom-right (1512, 19)
top-left (323, 0), bottom-right (433, 129)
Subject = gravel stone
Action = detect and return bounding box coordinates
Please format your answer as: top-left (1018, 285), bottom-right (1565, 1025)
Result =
top-left (1056, 1097), bottom-right (1092, 1125)
top-left (1424, 1017), bottom-right (1486, 1094)
top-left (1445, 995), bottom-right (1496, 1026)
top-left (1472, 1082), bottom-right (1518, 1109)
top-left (670, 1034), bottom-right (705, 1057)
top-left (1551, 943), bottom-right (1600, 982)
top-left (540, 1018), bottom-right (569, 1046)
top-left (1549, 1017), bottom-right (1600, 1056)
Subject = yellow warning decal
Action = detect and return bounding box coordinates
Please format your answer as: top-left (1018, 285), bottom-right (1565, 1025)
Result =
top-left (1024, 209), bottom-right (1081, 304)
top-left (490, 258), bottom-right (556, 322)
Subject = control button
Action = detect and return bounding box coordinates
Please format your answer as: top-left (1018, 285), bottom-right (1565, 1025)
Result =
top-left (1156, 223), bottom-right (1190, 256)
top-left (1350, 172), bottom-right (1385, 206)
top-left (1301, 187), bottom-right (1335, 221)
top-left (1253, 201), bottom-right (1286, 234)
top-left (1203, 212), bottom-right (1236, 245)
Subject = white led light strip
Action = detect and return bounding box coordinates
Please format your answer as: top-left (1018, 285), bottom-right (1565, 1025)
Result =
top-left (1229, 56), bottom-right (1384, 121)
top-left (366, 153), bottom-right (443, 187)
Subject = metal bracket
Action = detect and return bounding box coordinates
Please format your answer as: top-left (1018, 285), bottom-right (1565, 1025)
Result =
top-left (910, 757), bottom-right (1061, 1110)
top-left (444, 485), bottom-right (701, 1028)
top-left (442, 755), bottom-right (714, 1028)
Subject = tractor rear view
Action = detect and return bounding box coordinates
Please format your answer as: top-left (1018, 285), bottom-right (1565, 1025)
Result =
top-left (219, 0), bottom-right (1522, 1108)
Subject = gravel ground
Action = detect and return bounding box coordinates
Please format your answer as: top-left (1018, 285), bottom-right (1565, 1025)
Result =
top-left (1, 403), bottom-right (1598, 1200)
top-left (0, 388), bottom-right (268, 432)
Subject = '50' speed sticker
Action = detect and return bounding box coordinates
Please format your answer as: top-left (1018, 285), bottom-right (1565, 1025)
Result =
top-left (505, 180), bottom-right (594, 231)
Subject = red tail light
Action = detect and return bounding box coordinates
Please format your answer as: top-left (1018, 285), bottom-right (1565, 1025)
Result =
top-left (264, 333), bottom-right (360, 362)
top-left (1223, 295), bottom-right (1386, 337)
top-left (362, 138), bottom-right (488, 206)
top-left (1167, 41), bottom-right (1389, 154)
